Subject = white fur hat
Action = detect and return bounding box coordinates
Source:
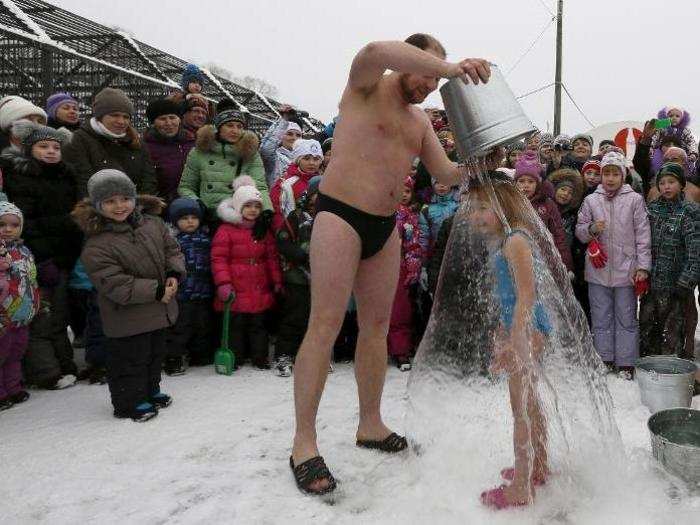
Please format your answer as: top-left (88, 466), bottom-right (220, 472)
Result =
top-left (0, 96), bottom-right (47, 131)
top-left (286, 121), bottom-right (302, 134)
top-left (216, 175), bottom-right (262, 224)
top-left (292, 139), bottom-right (323, 161)
top-left (600, 151), bottom-right (627, 175)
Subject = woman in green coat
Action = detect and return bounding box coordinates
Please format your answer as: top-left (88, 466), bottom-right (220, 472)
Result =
top-left (178, 110), bottom-right (271, 221)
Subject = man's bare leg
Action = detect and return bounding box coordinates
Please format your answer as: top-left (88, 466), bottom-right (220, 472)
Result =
top-left (292, 213), bottom-right (361, 490)
top-left (352, 231), bottom-right (401, 441)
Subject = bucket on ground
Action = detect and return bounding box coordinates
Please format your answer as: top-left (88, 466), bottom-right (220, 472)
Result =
top-left (648, 408), bottom-right (700, 485)
top-left (440, 65), bottom-right (537, 159)
top-left (635, 356), bottom-right (697, 413)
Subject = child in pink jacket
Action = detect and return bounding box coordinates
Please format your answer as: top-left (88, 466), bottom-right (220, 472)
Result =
top-left (576, 152), bottom-right (651, 379)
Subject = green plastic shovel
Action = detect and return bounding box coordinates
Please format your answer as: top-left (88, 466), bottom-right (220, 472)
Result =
top-left (214, 294), bottom-right (235, 375)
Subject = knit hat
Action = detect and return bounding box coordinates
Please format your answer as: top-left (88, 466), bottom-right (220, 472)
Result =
top-left (11, 120), bottom-right (71, 148)
top-left (286, 121), bottom-right (302, 135)
top-left (92, 88), bottom-right (134, 120)
top-left (600, 151), bottom-right (626, 175)
top-left (656, 162), bottom-right (686, 189)
top-left (571, 133), bottom-right (593, 148)
top-left (538, 132), bottom-right (554, 146)
top-left (213, 109), bottom-right (247, 130)
top-left (506, 141), bottom-right (525, 154)
top-left (146, 98), bottom-right (181, 123)
top-left (0, 96), bottom-right (47, 131)
top-left (169, 197), bottom-right (203, 223)
top-left (553, 134), bottom-right (571, 148)
top-left (87, 169), bottom-right (137, 210)
top-left (321, 137), bottom-right (333, 154)
top-left (181, 64), bottom-right (205, 91)
top-left (0, 201), bottom-right (24, 233)
top-left (514, 150), bottom-right (542, 182)
top-left (293, 139), bottom-right (323, 161)
top-left (216, 175), bottom-right (262, 224)
top-left (581, 159), bottom-right (601, 174)
top-left (46, 92), bottom-right (78, 120)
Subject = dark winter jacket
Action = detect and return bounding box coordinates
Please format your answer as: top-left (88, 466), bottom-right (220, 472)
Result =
top-left (73, 195), bottom-right (186, 338)
top-left (211, 199), bottom-right (283, 314)
top-left (173, 227), bottom-right (213, 301)
top-left (0, 150), bottom-right (82, 270)
top-left (143, 127), bottom-right (195, 204)
top-left (276, 208), bottom-right (313, 286)
top-left (529, 188), bottom-right (573, 272)
top-left (47, 117), bottom-right (80, 133)
top-left (647, 197), bottom-right (700, 291)
top-left (63, 121), bottom-right (157, 198)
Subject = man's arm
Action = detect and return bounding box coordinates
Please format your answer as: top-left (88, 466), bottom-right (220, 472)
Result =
top-left (418, 118), bottom-right (462, 187)
top-left (349, 41), bottom-right (490, 93)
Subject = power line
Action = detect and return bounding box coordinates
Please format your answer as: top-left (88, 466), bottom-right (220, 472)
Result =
top-left (516, 82), bottom-right (555, 100)
top-left (561, 82), bottom-right (595, 128)
top-left (506, 16), bottom-right (556, 76)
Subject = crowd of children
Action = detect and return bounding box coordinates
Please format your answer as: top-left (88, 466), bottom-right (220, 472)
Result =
top-left (0, 68), bottom-right (698, 422)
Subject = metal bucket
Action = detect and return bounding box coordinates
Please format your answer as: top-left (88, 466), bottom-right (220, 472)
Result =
top-left (440, 65), bottom-right (536, 158)
top-left (648, 408), bottom-right (700, 485)
top-left (635, 356), bottom-right (697, 413)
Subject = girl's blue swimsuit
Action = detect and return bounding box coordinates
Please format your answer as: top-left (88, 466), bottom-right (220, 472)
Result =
top-left (492, 230), bottom-right (552, 335)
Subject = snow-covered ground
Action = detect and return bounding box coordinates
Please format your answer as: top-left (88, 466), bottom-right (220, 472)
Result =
top-left (1, 361), bottom-right (699, 524)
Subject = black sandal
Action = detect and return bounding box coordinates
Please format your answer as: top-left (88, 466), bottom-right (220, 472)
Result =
top-left (289, 456), bottom-right (337, 495)
top-left (356, 432), bottom-right (408, 453)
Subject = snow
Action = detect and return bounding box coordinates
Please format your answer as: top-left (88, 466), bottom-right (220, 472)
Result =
top-left (1, 364), bottom-right (698, 524)
top-left (1, 0), bottom-right (51, 42)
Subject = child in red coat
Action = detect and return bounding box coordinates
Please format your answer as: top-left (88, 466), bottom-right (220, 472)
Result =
top-left (213, 176), bottom-right (283, 369)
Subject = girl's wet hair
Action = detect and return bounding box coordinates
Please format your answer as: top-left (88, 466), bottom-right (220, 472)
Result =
top-left (467, 172), bottom-right (530, 231)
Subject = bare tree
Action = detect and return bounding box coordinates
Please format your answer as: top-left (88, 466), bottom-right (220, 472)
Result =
top-left (203, 62), bottom-right (234, 80)
top-left (232, 75), bottom-right (279, 99)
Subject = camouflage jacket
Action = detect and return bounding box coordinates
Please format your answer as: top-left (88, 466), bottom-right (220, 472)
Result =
top-left (647, 197), bottom-right (700, 291)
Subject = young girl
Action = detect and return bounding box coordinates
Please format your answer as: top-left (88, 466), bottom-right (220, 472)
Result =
top-left (467, 175), bottom-right (550, 509)
top-left (74, 169), bottom-right (185, 422)
top-left (576, 152), bottom-right (652, 379)
top-left (213, 176), bottom-right (283, 369)
top-left (388, 176), bottom-right (423, 371)
top-left (651, 106), bottom-right (698, 164)
top-left (514, 151), bottom-right (573, 273)
top-left (581, 159), bottom-right (602, 197)
top-left (0, 202), bottom-right (40, 410)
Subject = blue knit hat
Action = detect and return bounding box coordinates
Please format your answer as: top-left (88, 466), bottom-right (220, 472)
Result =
top-left (169, 197), bottom-right (203, 223)
top-left (181, 64), bottom-right (205, 91)
top-left (46, 92), bottom-right (78, 120)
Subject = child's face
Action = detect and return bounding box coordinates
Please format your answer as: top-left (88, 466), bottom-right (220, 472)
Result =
top-left (0, 214), bottom-right (21, 241)
top-left (583, 169), bottom-right (601, 188)
top-left (468, 197), bottom-right (502, 236)
top-left (539, 143), bottom-right (553, 160)
top-left (31, 140), bottom-right (61, 164)
top-left (572, 138), bottom-right (592, 159)
top-left (507, 150), bottom-right (522, 166)
top-left (668, 109), bottom-right (683, 126)
top-left (219, 121), bottom-right (244, 144)
top-left (187, 81), bottom-right (202, 94)
top-left (658, 175), bottom-right (683, 200)
top-left (601, 165), bottom-right (623, 192)
top-left (400, 186), bottom-right (413, 206)
top-left (555, 185), bottom-right (573, 206)
top-left (100, 195), bottom-right (135, 222)
top-left (516, 175), bottom-right (538, 198)
top-left (433, 182), bottom-right (451, 196)
top-left (298, 154), bottom-right (322, 174)
top-left (177, 214), bottom-right (200, 234)
top-left (282, 129), bottom-right (302, 150)
top-left (241, 201), bottom-right (262, 221)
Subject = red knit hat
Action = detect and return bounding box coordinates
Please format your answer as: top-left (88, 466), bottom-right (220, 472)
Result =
top-left (581, 159), bottom-right (601, 174)
top-left (514, 150), bottom-right (542, 183)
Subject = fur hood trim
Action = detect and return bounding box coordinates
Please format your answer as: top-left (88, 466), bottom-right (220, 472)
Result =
top-left (549, 167), bottom-right (585, 209)
top-left (216, 197), bottom-right (242, 225)
top-left (72, 194), bottom-right (165, 236)
top-left (195, 124), bottom-right (259, 160)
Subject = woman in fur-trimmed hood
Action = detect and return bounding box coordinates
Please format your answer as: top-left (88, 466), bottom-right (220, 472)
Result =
top-left (177, 109), bottom-right (271, 219)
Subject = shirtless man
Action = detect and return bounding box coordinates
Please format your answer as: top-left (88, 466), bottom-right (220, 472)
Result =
top-left (289, 33), bottom-right (491, 495)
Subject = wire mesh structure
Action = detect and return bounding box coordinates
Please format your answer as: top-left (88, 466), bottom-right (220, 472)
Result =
top-left (0, 0), bottom-right (325, 133)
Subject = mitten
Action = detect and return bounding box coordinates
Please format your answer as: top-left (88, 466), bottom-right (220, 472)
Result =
top-left (217, 284), bottom-right (234, 303)
top-left (586, 239), bottom-right (607, 269)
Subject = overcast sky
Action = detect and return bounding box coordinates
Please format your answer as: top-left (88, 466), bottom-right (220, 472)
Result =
top-left (49, 0), bottom-right (700, 136)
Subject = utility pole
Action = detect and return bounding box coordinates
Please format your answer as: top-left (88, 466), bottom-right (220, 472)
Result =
top-left (553, 0), bottom-right (563, 135)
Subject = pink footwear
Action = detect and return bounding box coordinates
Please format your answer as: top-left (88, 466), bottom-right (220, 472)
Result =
top-left (500, 467), bottom-right (546, 486)
top-left (480, 485), bottom-right (528, 510)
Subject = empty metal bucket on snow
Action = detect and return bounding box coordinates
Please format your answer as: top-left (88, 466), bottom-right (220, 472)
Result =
top-left (648, 408), bottom-right (700, 485)
top-left (440, 65), bottom-right (536, 158)
top-left (635, 356), bottom-right (697, 413)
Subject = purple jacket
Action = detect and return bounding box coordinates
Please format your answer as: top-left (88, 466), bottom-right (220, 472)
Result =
top-left (575, 184), bottom-right (652, 287)
top-left (143, 127), bottom-right (195, 204)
